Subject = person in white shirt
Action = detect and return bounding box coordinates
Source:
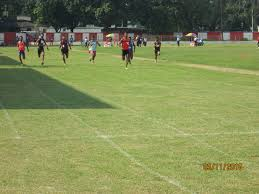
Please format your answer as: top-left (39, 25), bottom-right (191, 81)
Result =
top-left (176, 36), bottom-right (180, 47)
top-left (194, 36), bottom-right (198, 46)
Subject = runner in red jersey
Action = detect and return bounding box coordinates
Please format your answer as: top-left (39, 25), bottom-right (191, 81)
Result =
top-left (17, 36), bottom-right (26, 65)
top-left (119, 33), bottom-right (130, 69)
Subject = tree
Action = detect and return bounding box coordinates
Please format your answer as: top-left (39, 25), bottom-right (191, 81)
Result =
top-left (224, 0), bottom-right (252, 31)
top-left (33, 0), bottom-right (68, 32)
top-left (3, 0), bottom-right (258, 33)
top-left (94, 0), bottom-right (131, 28)
top-left (128, 0), bottom-right (178, 33)
top-left (64, 0), bottom-right (87, 32)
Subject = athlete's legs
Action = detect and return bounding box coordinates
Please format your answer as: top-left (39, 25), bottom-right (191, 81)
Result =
top-left (42, 51), bottom-right (45, 65)
top-left (18, 52), bottom-right (23, 64)
top-left (26, 43), bottom-right (29, 52)
top-left (129, 50), bottom-right (133, 60)
top-left (38, 49), bottom-right (41, 58)
top-left (127, 53), bottom-right (131, 65)
top-left (62, 52), bottom-right (66, 64)
top-left (155, 51), bottom-right (158, 63)
top-left (22, 52), bottom-right (25, 60)
top-left (125, 53), bottom-right (129, 68)
top-left (92, 52), bottom-right (96, 63)
top-left (89, 52), bottom-right (92, 62)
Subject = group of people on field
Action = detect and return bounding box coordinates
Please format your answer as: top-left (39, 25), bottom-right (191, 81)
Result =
top-left (16, 32), bottom-right (162, 69)
top-left (17, 35), bottom-right (49, 65)
top-left (119, 33), bottom-right (161, 68)
top-left (136, 35), bottom-right (147, 47)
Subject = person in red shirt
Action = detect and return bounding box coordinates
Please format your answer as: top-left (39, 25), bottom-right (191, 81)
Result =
top-left (17, 36), bottom-right (26, 65)
top-left (119, 33), bottom-right (130, 69)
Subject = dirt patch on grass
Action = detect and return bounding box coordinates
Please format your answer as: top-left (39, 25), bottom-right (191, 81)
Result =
top-left (113, 54), bottom-right (259, 76)
top-left (177, 63), bottom-right (259, 76)
top-left (76, 50), bottom-right (259, 76)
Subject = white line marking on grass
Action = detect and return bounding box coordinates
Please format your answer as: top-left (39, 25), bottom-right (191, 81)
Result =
top-left (87, 97), bottom-right (258, 168)
top-left (2, 130), bottom-right (258, 142)
top-left (186, 131), bottom-right (259, 136)
top-left (98, 133), bottom-right (194, 194)
top-left (107, 131), bottom-right (259, 138)
top-left (0, 101), bottom-right (21, 139)
top-left (38, 71), bottom-right (259, 173)
top-left (26, 82), bottom-right (194, 194)
top-left (38, 69), bottom-right (259, 175)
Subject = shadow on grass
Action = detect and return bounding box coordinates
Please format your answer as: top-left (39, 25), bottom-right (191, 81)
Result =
top-left (0, 55), bottom-right (20, 65)
top-left (0, 68), bottom-right (114, 109)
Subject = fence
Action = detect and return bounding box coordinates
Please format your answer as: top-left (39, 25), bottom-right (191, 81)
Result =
top-left (1, 31), bottom-right (259, 45)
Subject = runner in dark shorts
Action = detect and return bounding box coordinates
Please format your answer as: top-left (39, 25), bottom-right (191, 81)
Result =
top-left (128, 37), bottom-right (136, 61)
top-left (154, 37), bottom-right (161, 63)
top-left (25, 33), bottom-right (30, 52)
top-left (122, 49), bottom-right (129, 59)
top-left (60, 36), bottom-right (71, 64)
top-left (119, 33), bottom-right (130, 69)
top-left (37, 35), bottom-right (48, 65)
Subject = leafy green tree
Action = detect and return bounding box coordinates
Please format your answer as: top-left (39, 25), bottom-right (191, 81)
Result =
top-left (2, 0), bottom-right (258, 33)
top-left (33, 0), bottom-right (68, 32)
top-left (94, 0), bottom-right (130, 28)
top-left (64, 0), bottom-right (87, 32)
top-left (224, 0), bottom-right (252, 31)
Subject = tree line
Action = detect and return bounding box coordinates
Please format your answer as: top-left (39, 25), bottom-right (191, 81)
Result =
top-left (2, 0), bottom-right (259, 33)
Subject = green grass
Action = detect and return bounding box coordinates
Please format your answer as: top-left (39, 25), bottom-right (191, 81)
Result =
top-left (135, 43), bottom-right (259, 70)
top-left (0, 44), bottom-right (259, 193)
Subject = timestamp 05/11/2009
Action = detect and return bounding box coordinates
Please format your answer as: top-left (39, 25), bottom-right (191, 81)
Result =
top-left (203, 163), bottom-right (244, 171)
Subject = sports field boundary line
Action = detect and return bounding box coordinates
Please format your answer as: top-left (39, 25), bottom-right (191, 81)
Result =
top-left (2, 131), bottom-right (258, 143)
top-left (0, 101), bottom-right (21, 139)
top-left (24, 80), bottom-right (194, 194)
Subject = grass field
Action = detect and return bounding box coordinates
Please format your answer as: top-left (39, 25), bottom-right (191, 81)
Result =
top-left (0, 44), bottom-right (259, 193)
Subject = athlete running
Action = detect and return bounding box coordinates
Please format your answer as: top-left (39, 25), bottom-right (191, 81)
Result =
top-left (128, 37), bottom-right (136, 61)
top-left (119, 33), bottom-right (130, 69)
top-left (37, 35), bottom-right (48, 65)
top-left (88, 38), bottom-right (101, 64)
top-left (60, 36), bottom-right (72, 65)
top-left (17, 36), bottom-right (26, 65)
top-left (154, 37), bottom-right (161, 63)
top-left (25, 33), bottom-right (30, 52)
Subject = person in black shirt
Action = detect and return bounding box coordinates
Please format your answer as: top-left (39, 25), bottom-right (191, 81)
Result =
top-left (60, 36), bottom-right (71, 65)
top-left (25, 33), bottom-right (30, 52)
top-left (154, 37), bottom-right (161, 63)
top-left (37, 35), bottom-right (48, 65)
